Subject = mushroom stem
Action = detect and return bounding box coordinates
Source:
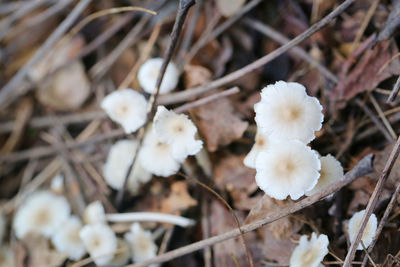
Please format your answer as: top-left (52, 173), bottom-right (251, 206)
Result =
top-left (106, 212), bottom-right (195, 228)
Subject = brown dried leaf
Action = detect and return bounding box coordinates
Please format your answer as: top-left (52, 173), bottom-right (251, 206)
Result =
top-left (161, 181), bottom-right (197, 214)
top-left (331, 40), bottom-right (400, 110)
top-left (21, 233), bottom-right (66, 267)
top-left (193, 97), bottom-right (248, 152)
top-left (184, 65), bottom-right (212, 88)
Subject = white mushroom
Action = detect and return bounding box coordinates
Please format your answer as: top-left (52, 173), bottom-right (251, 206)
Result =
top-left (348, 210), bottom-right (378, 250)
top-left (109, 238), bottom-right (132, 267)
top-left (290, 232), bottom-right (329, 267)
top-left (83, 201), bottom-right (107, 225)
top-left (306, 154), bottom-right (344, 196)
top-left (101, 89), bottom-right (147, 134)
top-left (254, 81), bottom-right (323, 143)
top-left (153, 106), bottom-right (203, 162)
top-left (255, 139), bottom-right (321, 200)
top-left (51, 215), bottom-right (86, 260)
top-left (243, 130), bottom-right (269, 169)
top-left (103, 139), bottom-right (152, 192)
top-left (124, 223), bottom-right (158, 265)
top-left (79, 223), bottom-right (118, 266)
top-left (50, 173), bottom-right (64, 194)
top-left (138, 129), bottom-right (181, 177)
top-left (138, 58), bottom-right (179, 94)
top-left (13, 191), bottom-right (70, 239)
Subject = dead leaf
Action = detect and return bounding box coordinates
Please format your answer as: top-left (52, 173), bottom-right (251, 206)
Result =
top-left (21, 233), bottom-right (67, 267)
top-left (161, 181), bottom-right (197, 214)
top-left (36, 61), bottom-right (91, 111)
top-left (210, 200), bottom-right (264, 267)
top-left (331, 40), bottom-right (400, 110)
top-left (184, 65), bottom-right (212, 88)
top-left (216, 0), bottom-right (246, 17)
top-left (192, 96), bottom-right (248, 152)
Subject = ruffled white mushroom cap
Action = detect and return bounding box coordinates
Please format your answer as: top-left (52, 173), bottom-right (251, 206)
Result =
top-left (124, 223), bottom-right (158, 264)
top-left (0, 245), bottom-right (14, 267)
top-left (154, 106), bottom-right (203, 161)
top-left (138, 58), bottom-right (179, 94)
top-left (13, 191), bottom-right (70, 239)
top-left (243, 130), bottom-right (269, 169)
top-left (50, 173), bottom-right (64, 194)
top-left (348, 210), bottom-right (378, 250)
top-left (254, 81), bottom-right (323, 143)
top-left (51, 216), bottom-right (85, 260)
top-left (138, 130), bottom-right (181, 177)
top-left (255, 139), bottom-right (321, 200)
top-left (83, 201), bottom-right (106, 225)
top-left (0, 210), bottom-right (5, 244)
top-left (101, 89), bottom-right (147, 134)
top-left (79, 223), bottom-right (118, 266)
top-left (109, 238), bottom-right (131, 267)
top-left (306, 154), bottom-right (344, 196)
top-left (290, 232), bottom-right (329, 267)
top-left (103, 139), bottom-right (152, 191)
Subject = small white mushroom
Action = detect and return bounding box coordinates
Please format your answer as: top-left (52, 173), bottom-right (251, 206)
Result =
top-left (109, 238), bottom-right (132, 267)
top-left (348, 210), bottom-right (378, 250)
top-left (243, 130), bottom-right (269, 169)
top-left (254, 81), bottom-right (323, 143)
top-left (50, 173), bottom-right (64, 194)
top-left (83, 201), bottom-right (107, 225)
top-left (138, 129), bottom-right (181, 177)
top-left (103, 139), bottom-right (152, 192)
top-left (255, 139), bottom-right (321, 200)
top-left (138, 58), bottom-right (179, 94)
top-left (124, 223), bottom-right (158, 265)
top-left (290, 232), bottom-right (329, 267)
top-left (51, 216), bottom-right (86, 260)
top-left (153, 106), bottom-right (203, 162)
top-left (79, 223), bottom-right (118, 266)
top-left (13, 191), bottom-right (70, 239)
top-left (101, 89), bottom-right (147, 134)
top-left (306, 154), bottom-right (344, 196)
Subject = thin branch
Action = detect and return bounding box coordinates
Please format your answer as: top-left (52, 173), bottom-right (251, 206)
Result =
top-left (343, 137), bottom-right (400, 267)
top-left (115, 0), bottom-right (196, 206)
top-left (126, 154), bottom-right (374, 267)
top-left (361, 182), bottom-right (400, 267)
top-left (242, 18), bottom-right (338, 83)
top-left (0, 0), bottom-right (92, 108)
top-left (158, 0), bottom-right (356, 105)
top-left (387, 75), bottom-right (400, 103)
top-left (105, 212), bottom-right (195, 227)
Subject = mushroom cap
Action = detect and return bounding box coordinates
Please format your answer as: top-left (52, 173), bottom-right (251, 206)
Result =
top-left (255, 139), bottom-right (321, 200)
top-left (100, 89), bottom-right (147, 134)
top-left (13, 191), bottom-right (71, 239)
top-left (138, 58), bottom-right (179, 94)
top-left (348, 210), bottom-right (378, 250)
top-left (79, 223), bottom-right (118, 266)
top-left (103, 139), bottom-right (152, 191)
top-left (290, 232), bottom-right (329, 267)
top-left (50, 173), bottom-right (64, 194)
top-left (305, 154), bottom-right (344, 196)
top-left (109, 238), bottom-right (132, 267)
top-left (153, 106), bottom-right (203, 161)
top-left (124, 223), bottom-right (158, 264)
top-left (254, 81), bottom-right (323, 143)
top-left (51, 216), bottom-right (86, 260)
top-left (243, 130), bottom-right (269, 169)
top-left (138, 129), bottom-right (181, 177)
top-left (83, 201), bottom-right (106, 225)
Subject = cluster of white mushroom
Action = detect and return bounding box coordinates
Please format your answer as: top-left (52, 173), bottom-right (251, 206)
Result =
top-left (10, 190), bottom-right (159, 266)
top-left (244, 81), bottom-right (344, 200)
